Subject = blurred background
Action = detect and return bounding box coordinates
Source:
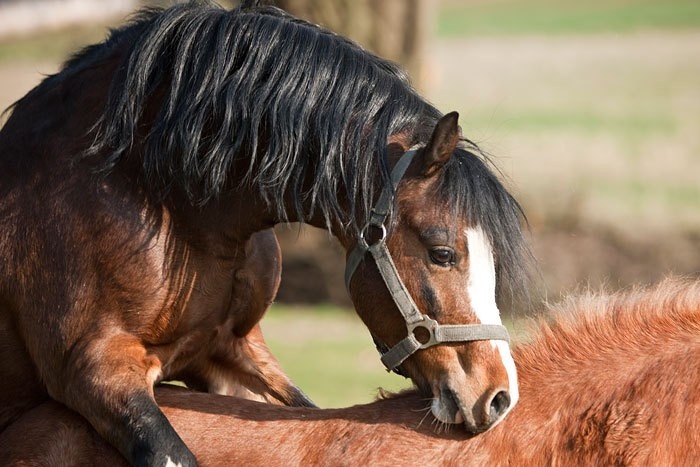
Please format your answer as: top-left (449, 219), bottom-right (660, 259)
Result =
top-left (1, 0), bottom-right (698, 406)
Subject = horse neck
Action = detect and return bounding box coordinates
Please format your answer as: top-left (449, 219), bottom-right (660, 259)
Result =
top-left (293, 208), bottom-right (356, 250)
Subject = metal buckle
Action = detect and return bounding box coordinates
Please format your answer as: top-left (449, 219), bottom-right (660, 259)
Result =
top-left (407, 315), bottom-right (439, 349)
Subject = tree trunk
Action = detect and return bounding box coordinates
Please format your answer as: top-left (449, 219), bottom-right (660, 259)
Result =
top-left (268, 0), bottom-right (435, 92)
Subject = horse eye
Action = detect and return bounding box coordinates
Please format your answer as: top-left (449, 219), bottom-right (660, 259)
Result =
top-left (429, 247), bottom-right (455, 267)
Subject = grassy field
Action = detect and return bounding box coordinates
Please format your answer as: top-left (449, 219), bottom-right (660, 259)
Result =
top-left (438, 0), bottom-right (700, 36)
top-left (1, 1), bottom-right (698, 407)
top-left (430, 31), bottom-right (700, 231)
top-left (261, 305), bottom-right (411, 407)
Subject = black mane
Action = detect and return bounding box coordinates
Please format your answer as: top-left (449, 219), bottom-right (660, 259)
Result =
top-left (15, 1), bottom-right (530, 297)
top-left (84, 1), bottom-right (439, 232)
top-left (434, 147), bottom-right (533, 301)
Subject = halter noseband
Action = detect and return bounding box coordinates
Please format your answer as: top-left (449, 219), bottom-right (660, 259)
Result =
top-left (344, 149), bottom-right (510, 373)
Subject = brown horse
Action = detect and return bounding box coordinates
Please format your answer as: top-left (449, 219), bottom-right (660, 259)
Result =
top-left (1, 279), bottom-right (698, 466)
top-left (0, 2), bottom-right (531, 465)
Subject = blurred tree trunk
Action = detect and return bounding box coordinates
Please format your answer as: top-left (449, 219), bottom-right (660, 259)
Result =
top-left (269, 0), bottom-right (435, 92)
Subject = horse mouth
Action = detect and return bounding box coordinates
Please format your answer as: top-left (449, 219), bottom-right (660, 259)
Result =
top-left (430, 384), bottom-right (513, 434)
top-left (430, 386), bottom-right (466, 426)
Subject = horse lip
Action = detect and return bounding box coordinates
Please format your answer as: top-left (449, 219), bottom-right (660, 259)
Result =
top-left (431, 385), bottom-right (497, 434)
top-left (431, 386), bottom-right (468, 427)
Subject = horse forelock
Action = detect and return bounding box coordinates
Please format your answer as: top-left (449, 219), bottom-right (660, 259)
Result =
top-left (431, 146), bottom-right (534, 303)
top-left (78, 2), bottom-right (437, 234)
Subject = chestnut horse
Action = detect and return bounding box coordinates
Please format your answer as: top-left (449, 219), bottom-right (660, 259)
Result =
top-left (2, 279), bottom-right (697, 465)
top-left (0, 2), bottom-right (531, 465)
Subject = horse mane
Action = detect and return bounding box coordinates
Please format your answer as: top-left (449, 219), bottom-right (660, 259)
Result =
top-left (5, 1), bottom-right (531, 297)
top-left (517, 277), bottom-right (700, 383)
top-left (82, 1), bottom-right (440, 230)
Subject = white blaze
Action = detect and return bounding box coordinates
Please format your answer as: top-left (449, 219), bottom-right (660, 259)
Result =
top-left (165, 456), bottom-right (184, 467)
top-left (465, 226), bottom-right (519, 409)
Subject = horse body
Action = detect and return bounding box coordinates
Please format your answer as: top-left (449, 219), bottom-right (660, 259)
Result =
top-left (0, 109), bottom-right (309, 454)
top-left (1, 280), bottom-right (697, 465)
top-left (0, 3), bottom-right (530, 465)
top-left (153, 279), bottom-right (700, 466)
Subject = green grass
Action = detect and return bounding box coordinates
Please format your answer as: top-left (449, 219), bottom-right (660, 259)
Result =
top-left (438, 0), bottom-right (700, 37)
top-left (464, 109), bottom-right (676, 135)
top-left (260, 305), bottom-right (413, 408)
top-left (590, 178), bottom-right (700, 210)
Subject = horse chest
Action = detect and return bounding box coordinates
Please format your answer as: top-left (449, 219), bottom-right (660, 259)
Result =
top-left (163, 268), bottom-right (241, 336)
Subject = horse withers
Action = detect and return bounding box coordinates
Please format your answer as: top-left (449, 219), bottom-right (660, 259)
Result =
top-left (0, 2), bottom-right (530, 465)
top-left (2, 279), bottom-right (697, 465)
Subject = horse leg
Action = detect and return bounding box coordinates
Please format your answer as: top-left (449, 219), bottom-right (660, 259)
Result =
top-left (244, 324), bottom-right (317, 407)
top-left (181, 229), bottom-right (316, 407)
top-left (53, 332), bottom-right (196, 467)
top-left (187, 323), bottom-right (316, 407)
top-left (0, 399), bottom-right (128, 467)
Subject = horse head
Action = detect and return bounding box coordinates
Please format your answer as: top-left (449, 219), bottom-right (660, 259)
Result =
top-left (345, 112), bottom-right (526, 433)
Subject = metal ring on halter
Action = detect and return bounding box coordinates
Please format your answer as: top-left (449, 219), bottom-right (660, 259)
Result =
top-left (407, 315), bottom-right (440, 349)
top-left (359, 222), bottom-right (387, 247)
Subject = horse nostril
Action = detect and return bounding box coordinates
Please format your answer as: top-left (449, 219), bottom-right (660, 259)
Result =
top-left (489, 390), bottom-right (511, 421)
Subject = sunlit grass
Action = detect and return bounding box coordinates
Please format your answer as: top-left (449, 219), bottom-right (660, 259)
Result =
top-left (438, 0), bottom-right (700, 37)
top-left (261, 304), bottom-right (413, 408)
top-left (0, 23), bottom-right (113, 63)
top-left (463, 109), bottom-right (676, 135)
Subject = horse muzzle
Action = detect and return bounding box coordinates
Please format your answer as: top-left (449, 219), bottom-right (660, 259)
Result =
top-left (426, 340), bottom-right (518, 433)
top-left (431, 379), bottom-right (513, 433)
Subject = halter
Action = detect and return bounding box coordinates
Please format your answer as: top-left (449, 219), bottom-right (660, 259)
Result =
top-left (344, 149), bottom-right (510, 373)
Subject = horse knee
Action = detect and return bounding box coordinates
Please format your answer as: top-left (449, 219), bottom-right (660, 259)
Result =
top-left (57, 333), bottom-right (161, 399)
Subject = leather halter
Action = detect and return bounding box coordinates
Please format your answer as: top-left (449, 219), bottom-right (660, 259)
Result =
top-left (344, 148), bottom-right (510, 373)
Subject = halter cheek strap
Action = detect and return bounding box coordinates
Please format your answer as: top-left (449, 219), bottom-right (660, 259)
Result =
top-left (344, 149), bottom-right (510, 373)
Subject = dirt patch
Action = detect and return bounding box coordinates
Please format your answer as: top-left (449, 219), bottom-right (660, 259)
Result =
top-left (529, 226), bottom-right (700, 302)
top-left (275, 225), bottom-right (350, 305)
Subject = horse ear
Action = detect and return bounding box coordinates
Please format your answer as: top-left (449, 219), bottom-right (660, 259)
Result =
top-left (422, 111), bottom-right (460, 177)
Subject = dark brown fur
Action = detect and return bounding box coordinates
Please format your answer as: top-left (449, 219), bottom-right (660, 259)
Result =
top-left (2, 279), bottom-right (697, 465)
